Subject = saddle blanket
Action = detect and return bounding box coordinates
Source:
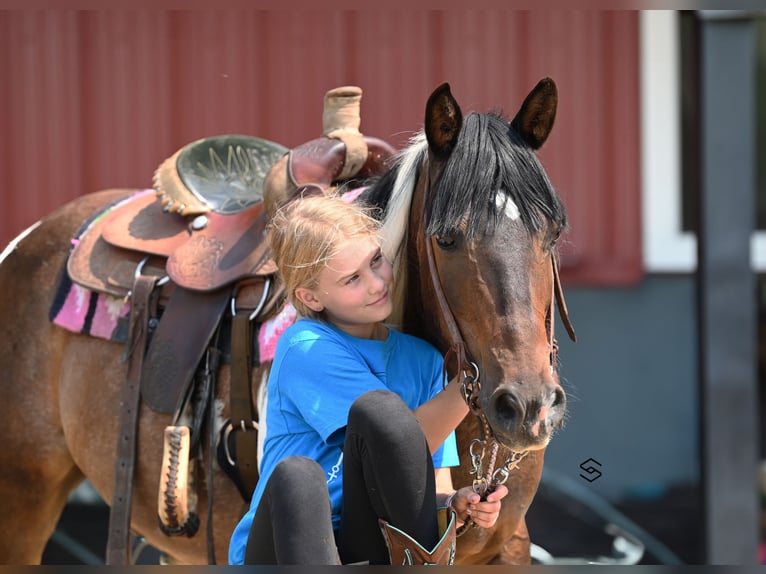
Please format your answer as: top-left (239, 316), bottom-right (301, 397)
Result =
top-left (49, 192), bottom-right (138, 342)
top-left (50, 274), bottom-right (297, 364)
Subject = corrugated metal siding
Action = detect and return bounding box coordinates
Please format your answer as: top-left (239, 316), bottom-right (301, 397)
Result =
top-left (0, 9), bottom-right (640, 286)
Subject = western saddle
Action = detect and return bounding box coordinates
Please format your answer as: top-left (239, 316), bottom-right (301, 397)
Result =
top-left (64, 86), bottom-right (396, 564)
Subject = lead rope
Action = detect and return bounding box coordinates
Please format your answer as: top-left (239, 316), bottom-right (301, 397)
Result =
top-left (453, 361), bottom-right (529, 537)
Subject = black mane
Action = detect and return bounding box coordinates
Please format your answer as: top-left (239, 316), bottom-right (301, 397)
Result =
top-left (360, 112), bottom-right (566, 239)
top-left (359, 165), bottom-right (399, 216)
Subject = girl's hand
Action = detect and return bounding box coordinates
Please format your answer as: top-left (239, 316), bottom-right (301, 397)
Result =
top-left (449, 484), bottom-right (508, 528)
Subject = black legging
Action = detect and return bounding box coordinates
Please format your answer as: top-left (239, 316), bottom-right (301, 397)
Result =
top-left (244, 389), bottom-right (439, 564)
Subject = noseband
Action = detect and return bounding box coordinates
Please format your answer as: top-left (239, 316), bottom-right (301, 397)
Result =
top-left (423, 196), bottom-right (575, 535)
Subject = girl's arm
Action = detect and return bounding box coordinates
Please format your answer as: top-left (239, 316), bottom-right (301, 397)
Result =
top-left (414, 375), bottom-right (468, 455)
top-left (435, 466), bottom-right (458, 510)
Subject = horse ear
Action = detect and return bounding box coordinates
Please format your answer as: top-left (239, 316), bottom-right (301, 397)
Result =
top-left (425, 83), bottom-right (463, 157)
top-left (510, 77), bottom-right (558, 150)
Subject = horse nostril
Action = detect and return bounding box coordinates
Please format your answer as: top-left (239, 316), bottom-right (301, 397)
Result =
top-left (494, 390), bottom-right (522, 428)
top-left (552, 387), bottom-right (566, 409)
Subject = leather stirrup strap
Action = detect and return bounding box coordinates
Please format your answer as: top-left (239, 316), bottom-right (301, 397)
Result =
top-left (107, 274), bottom-right (159, 565)
top-left (229, 311), bottom-right (260, 498)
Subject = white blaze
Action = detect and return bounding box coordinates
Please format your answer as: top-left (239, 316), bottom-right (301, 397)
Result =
top-left (495, 192), bottom-right (520, 220)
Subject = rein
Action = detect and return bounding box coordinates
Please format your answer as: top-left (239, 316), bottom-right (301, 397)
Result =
top-left (423, 181), bottom-right (575, 536)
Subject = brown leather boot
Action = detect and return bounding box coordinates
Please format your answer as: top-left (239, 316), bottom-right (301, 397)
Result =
top-left (378, 508), bottom-right (456, 565)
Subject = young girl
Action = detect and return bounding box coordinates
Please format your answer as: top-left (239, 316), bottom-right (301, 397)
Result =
top-left (227, 194), bottom-right (508, 565)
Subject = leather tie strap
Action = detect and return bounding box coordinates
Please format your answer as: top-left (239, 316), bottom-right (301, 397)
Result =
top-left (107, 274), bottom-right (159, 565)
top-left (552, 254), bottom-right (576, 342)
top-left (204, 346), bottom-right (222, 565)
top-left (228, 310), bottom-right (260, 499)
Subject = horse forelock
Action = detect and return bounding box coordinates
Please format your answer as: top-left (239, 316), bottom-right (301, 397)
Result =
top-left (426, 112), bottom-right (567, 239)
top-left (362, 132), bottom-right (427, 330)
top-left (378, 132), bottom-right (428, 262)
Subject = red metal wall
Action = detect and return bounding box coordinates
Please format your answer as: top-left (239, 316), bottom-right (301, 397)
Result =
top-left (0, 9), bottom-right (640, 286)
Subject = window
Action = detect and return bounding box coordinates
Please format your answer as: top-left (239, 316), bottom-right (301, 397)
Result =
top-left (641, 10), bottom-right (766, 272)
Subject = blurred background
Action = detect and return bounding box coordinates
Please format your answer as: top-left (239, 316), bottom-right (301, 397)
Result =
top-left (1, 8), bottom-right (764, 565)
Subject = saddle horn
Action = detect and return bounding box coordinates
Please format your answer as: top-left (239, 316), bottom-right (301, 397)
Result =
top-left (263, 86), bottom-right (396, 219)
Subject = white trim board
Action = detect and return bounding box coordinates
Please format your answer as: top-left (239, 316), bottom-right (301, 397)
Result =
top-left (640, 10), bottom-right (764, 273)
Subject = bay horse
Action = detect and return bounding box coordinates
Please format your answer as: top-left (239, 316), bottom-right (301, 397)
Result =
top-left (0, 78), bottom-right (573, 565)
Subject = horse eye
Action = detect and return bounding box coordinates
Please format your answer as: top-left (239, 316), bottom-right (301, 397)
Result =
top-left (548, 228), bottom-right (562, 250)
top-left (435, 235), bottom-right (457, 250)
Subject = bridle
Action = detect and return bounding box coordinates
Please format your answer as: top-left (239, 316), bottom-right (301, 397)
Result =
top-left (422, 179), bottom-right (575, 535)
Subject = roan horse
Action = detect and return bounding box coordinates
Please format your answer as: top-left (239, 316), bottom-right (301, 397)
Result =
top-left (0, 78), bottom-right (573, 565)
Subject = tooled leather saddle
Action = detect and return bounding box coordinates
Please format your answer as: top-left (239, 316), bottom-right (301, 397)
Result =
top-left (63, 86), bottom-right (396, 565)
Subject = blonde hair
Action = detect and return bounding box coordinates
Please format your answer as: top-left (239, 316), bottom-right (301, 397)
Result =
top-left (269, 194), bottom-right (383, 319)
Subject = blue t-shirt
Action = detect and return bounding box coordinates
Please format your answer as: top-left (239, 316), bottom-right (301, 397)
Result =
top-left (228, 318), bottom-right (459, 565)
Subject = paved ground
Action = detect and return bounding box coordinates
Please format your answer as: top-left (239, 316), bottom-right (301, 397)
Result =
top-left (525, 483), bottom-right (703, 565)
top-left (42, 501), bottom-right (160, 565)
top-left (42, 483), bottom-right (705, 565)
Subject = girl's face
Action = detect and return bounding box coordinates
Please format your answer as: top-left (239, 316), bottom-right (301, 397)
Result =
top-left (295, 235), bottom-right (393, 339)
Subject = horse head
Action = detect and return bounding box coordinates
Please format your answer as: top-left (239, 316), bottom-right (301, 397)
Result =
top-left (373, 78), bottom-right (574, 455)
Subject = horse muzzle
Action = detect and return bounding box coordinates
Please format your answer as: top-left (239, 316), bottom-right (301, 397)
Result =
top-left (485, 381), bottom-right (566, 451)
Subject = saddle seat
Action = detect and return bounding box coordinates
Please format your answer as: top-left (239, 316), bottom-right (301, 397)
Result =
top-left (153, 134), bottom-right (289, 217)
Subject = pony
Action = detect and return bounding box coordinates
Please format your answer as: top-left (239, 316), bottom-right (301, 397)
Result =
top-left (0, 78), bottom-right (573, 565)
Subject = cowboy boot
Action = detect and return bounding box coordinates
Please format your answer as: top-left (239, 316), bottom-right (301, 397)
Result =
top-left (378, 508), bottom-right (457, 565)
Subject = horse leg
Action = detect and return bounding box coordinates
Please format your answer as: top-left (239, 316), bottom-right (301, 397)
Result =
top-left (0, 268), bottom-right (86, 563)
top-left (0, 348), bottom-right (83, 565)
top-left (491, 519), bottom-right (532, 564)
top-left (0, 191), bottom-right (134, 564)
top-left (0, 443), bottom-right (84, 564)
